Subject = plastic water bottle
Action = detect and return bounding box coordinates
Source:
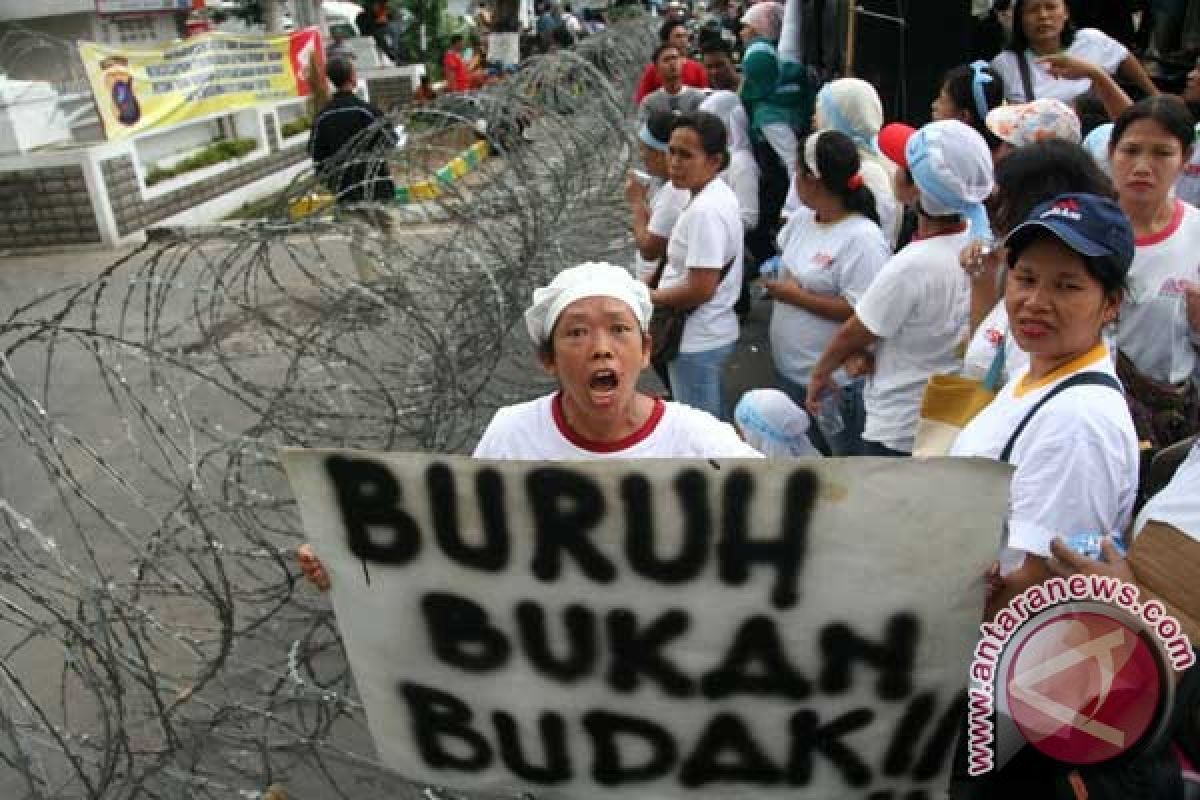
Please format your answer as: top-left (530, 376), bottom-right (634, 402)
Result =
top-left (1063, 532), bottom-right (1128, 561)
top-left (814, 391), bottom-right (844, 437)
top-left (758, 255), bottom-right (782, 278)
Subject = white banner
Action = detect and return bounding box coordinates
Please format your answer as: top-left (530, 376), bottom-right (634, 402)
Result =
top-left (282, 452), bottom-right (1010, 799)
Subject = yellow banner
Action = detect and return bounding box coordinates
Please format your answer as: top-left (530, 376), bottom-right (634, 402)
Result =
top-left (79, 28), bottom-right (322, 140)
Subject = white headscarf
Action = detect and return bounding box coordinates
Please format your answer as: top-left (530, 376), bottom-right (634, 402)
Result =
top-left (524, 262), bottom-right (653, 345)
top-left (699, 90), bottom-right (752, 154)
top-left (815, 78), bottom-right (884, 152)
top-left (740, 1), bottom-right (784, 41)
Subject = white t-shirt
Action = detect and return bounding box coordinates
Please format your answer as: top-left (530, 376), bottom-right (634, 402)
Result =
top-left (636, 179), bottom-right (690, 279)
top-left (770, 208), bottom-right (890, 384)
top-left (722, 149), bottom-right (760, 233)
top-left (1174, 126), bottom-right (1200, 208)
top-left (856, 228), bottom-right (972, 452)
top-left (962, 300), bottom-right (1030, 384)
top-left (951, 345), bottom-right (1138, 567)
top-left (472, 393), bottom-right (763, 459)
top-left (1133, 438), bottom-right (1200, 541)
top-left (1117, 198), bottom-right (1200, 385)
top-left (782, 153), bottom-right (901, 249)
top-left (991, 28), bottom-right (1127, 104)
top-left (662, 179), bottom-right (745, 353)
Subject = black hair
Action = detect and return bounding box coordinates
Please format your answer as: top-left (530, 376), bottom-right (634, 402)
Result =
top-left (802, 130), bottom-right (880, 225)
top-left (698, 34), bottom-right (734, 58)
top-left (1110, 94), bottom-right (1196, 155)
top-left (326, 56), bottom-right (355, 88)
top-left (992, 139), bottom-right (1114, 235)
top-left (652, 42), bottom-right (681, 65)
top-left (671, 111), bottom-right (730, 171)
top-left (1071, 91), bottom-right (1110, 138)
top-left (1007, 0), bottom-right (1076, 54)
top-left (644, 111), bottom-right (676, 146)
top-left (941, 62), bottom-right (1004, 149)
top-left (658, 18), bottom-right (687, 42)
top-left (551, 25), bottom-right (573, 48)
top-left (448, 33), bottom-right (465, 45)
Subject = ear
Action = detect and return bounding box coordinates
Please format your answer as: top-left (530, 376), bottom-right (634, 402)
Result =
top-left (538, 346), bottom-right (559, 376)
top-left (639, 332), bottom-right (652, 370)
top-left (1102, 289), bottom-right (1123, 325)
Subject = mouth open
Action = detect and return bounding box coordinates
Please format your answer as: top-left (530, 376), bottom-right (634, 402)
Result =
top-left (589, 369), bottom-right (619, 392)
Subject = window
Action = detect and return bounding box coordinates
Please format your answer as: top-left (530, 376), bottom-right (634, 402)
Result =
top-left (110, 16), bottom-right (159, 45)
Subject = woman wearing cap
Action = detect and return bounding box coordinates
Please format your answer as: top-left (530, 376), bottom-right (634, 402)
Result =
top-left (807, 78), bottom-right (900, 247)
top-left (950, 193), bottom-right (1138, 616)
top-left (626, 111), bottom-right (691, 283)
top-left (766, 129), bottom-right (890, 455)
top-left (474, 262), bottom-right (759, 458)
top-left (1108, 95), bottom-right (1200, 450)
top-left (990, 0), bottom-right (1157, 105)
top-left (983, 96), bottom-right (1082, 161)
top-left (960, 139), bottom-right (1116, 385)
top-left (649, 111), bottom-right (745, 420)
top-left (806, 120), bottom-right (993, 457)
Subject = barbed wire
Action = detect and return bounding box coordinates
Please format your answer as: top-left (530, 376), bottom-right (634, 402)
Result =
top-left (0, 19), bottom-right (656, 799)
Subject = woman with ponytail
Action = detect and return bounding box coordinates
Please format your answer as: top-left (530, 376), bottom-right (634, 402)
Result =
top-left (766, 130), bottom-right (891, 455)
top-left (808, 120), bottom-right (994, 457)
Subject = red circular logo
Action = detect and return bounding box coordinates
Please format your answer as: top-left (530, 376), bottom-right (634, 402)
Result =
top-left (1004, 610), bottom-right (1164, 765)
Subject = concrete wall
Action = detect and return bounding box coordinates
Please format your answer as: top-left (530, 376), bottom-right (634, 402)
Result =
top-left (1, 101), bottom-right (312, 254)
top-left (0, 163), bottom-right (103, 249)
top-left (101, 113), bottom-right (307, 237)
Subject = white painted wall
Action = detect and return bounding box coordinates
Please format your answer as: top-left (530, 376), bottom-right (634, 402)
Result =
top-left (0, 0), bottom-right (94, 22)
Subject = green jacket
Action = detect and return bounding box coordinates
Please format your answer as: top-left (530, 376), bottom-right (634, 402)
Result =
top-left (739, 36), bottom-right (813, 140)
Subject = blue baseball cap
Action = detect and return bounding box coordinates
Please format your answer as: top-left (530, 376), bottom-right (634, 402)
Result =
top-left (1003, 193), bottom-right (1135, 280)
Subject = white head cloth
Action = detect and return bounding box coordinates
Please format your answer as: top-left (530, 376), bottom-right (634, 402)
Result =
top-left (524, 262), bottom-right (653, 345)
top-left (700, 90), bottom-right (752, 153)
top-left (740, 1), bottom-right (784, 40)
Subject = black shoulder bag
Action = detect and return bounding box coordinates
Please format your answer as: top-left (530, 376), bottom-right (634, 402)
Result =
top-left (999, 371), bottom-right (1123, 463)
top-left (647, 256), bottom-right (735, 368)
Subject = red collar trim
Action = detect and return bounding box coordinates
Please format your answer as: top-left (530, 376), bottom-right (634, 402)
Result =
top-left (1135, 198), bottom-right (1185, 247)
top-left (552, 392), bottom-right (665, 453)
top-left (912, 221), bottom-right (968, 241)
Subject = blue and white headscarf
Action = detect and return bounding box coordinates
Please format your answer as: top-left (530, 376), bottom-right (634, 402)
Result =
top-left (906, 120), bottom-right (995, 242)
top-left (734, 389), bottom-right (821, 458)
top-left (815, 78), bottom-right (883, 153)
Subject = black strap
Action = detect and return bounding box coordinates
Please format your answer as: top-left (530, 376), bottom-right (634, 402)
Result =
top-left (1018, 50), bottom-right (1036, 102)
top-left (999, 371), bottom-right (1123, 463)
top-left (651, 256), bottom-right (736, 300)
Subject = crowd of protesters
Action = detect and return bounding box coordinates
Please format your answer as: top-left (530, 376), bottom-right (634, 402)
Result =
top-left (306, 1), bottom-right (1200, 796)
top-left (610, 1), bottom-right (1199, 794)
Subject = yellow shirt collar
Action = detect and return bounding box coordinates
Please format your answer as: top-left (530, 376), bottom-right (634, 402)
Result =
top-left (1014, 342), bottom-right (1109, 399)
